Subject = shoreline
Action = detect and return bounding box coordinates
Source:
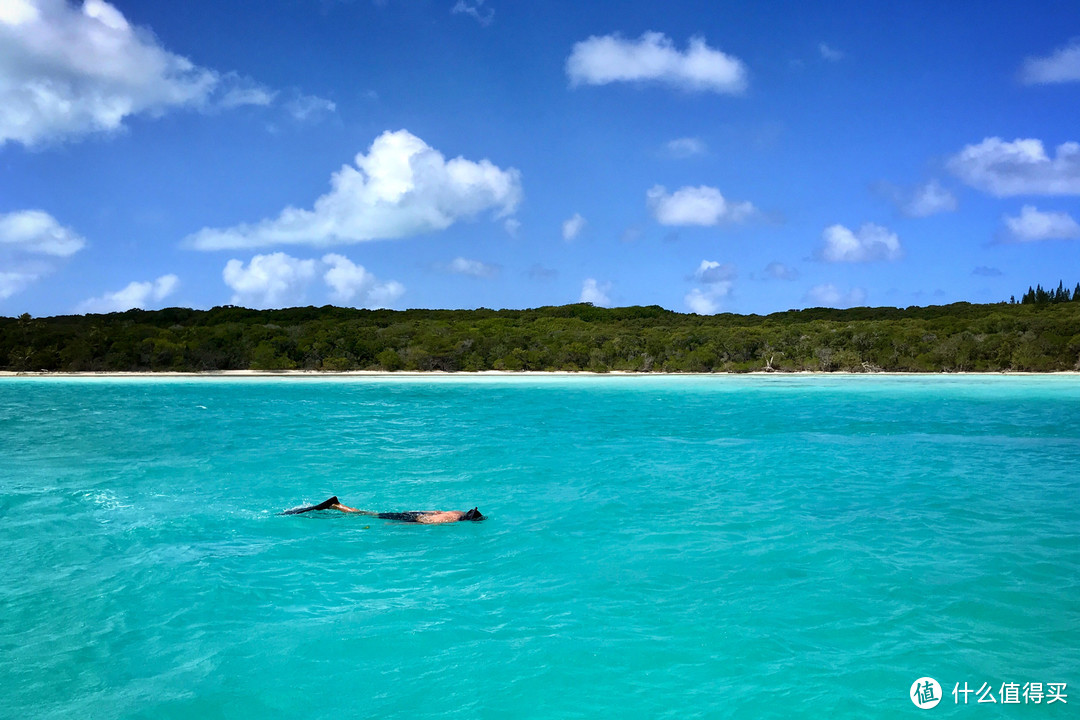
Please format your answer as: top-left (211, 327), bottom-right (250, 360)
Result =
top-left (2, 369), bottom-right (1079, 379)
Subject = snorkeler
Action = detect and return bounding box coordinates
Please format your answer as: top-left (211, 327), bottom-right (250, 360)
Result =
top-left (282, 496), bottom-right (485, 523)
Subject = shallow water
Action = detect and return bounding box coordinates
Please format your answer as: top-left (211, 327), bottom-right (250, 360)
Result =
top-left (1, 375), bottom-right (1077, 718)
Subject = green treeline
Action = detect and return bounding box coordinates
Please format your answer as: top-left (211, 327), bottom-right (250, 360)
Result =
top-left (1013, 281), bottom-right (1080, 305)
top-left (2, 299), bottom-right (1079, 373)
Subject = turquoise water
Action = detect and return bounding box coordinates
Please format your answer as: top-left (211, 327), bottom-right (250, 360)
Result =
top-left (1, 375), bottom-right (1077, 718)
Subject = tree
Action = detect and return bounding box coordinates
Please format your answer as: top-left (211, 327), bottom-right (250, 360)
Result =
top-left (250, 341), bottom-right (294, 370)
top-left (376, 348), bottom-right (403, 371)
top-left (3, 298), bottom-right (1080, 373)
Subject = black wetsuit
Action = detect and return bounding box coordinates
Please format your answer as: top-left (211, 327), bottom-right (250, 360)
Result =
top-left (282, 499), bottom-right (430, 521)
top-left (376, 512), bottom-right (427, 523)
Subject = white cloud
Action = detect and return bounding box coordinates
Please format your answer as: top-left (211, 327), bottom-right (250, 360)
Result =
top-left (224, 252), bottom-right (403, 309)
top-left (664, 137), bottom-right (706, 158)
top-left (562, 212), bottom-right (586, 241)
top-left (0, 1), bottom-right (334, 146)
top-left (764, 261), bottom-right (799, 280)
top-left (285, 93), bottom-right (336, 122)
top-left (188, 130), bottom-right (522, 250)
top-left (947, 137), bottom-right (1080, 196)
top-left (219, 78), bottom-right (277, 109)
top-left (805, 284), bottom-right (867, 308)
top-left (1020, 40), bottom-right (1080, 84)
top-left (322, 253), bottom-right (404, 307)
top-left (0, 209), bottom-right (85, 299)
top-left (685, 288), bottom-right (721, 315)
top-left (818, 43), bottom-right (844, 61)
top-left (647, 185), bottom-right (755, 226)
top-left (819, 223), bottom-right (902, 262)
top-left (0, 0), bottom-right (40, 24)
top-left (444, 256), bottom-right (498, 278)
top-left (503, 218), bottom-right (520, 237)
top-left (451, 0), bottom-right (493, 26)
top-left (77, 274), bottom-right (179, 314)
top-left (685, 260), bottom-right (735, 314)
top-left (579, 278), bottom-right (611, 306)
top-left (692, 260), bottom-right (736, 284)
top-left (897, 179), bottom-right (957, 217)
top-left (367, 282), bottom-right (406, 309)
top-left (1003, 205), bottom-right (1080, 242)
top-left (566, 32), bottom-right (747, 94)
top-left (0, 209), bottom-right (86, 256)
top-left (223, 253), bottom-right (318, 308)
top-left (0, 271), bottom-right (39, 300)
top-left (0, 0), bottom-right (219, 146)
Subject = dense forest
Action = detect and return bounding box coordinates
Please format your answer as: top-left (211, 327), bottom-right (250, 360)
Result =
top-left (3, 283), bottom-right (1080, 373)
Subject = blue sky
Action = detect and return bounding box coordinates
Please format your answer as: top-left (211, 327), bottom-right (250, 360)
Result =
top-left (2, 0), bottom-right (1079, 316)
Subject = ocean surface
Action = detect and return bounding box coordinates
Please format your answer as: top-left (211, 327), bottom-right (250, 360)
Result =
top-left (1, 375), bottom-right (1077, 718)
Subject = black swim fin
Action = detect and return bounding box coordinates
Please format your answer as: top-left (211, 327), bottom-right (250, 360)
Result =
top-left (281, 496), bottom-right (340, 515)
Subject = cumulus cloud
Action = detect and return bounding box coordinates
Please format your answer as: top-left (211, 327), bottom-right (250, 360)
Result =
top-left (323, 253), bottom-right (404, 307)
top-left (818, 223), bottom-right (902, 262)
top-left (444, 256), bottom-right (498, 278)
top-left (503, 218), bottom-right (520, 237)
top-left (77, 274), bottom-right (179, 314)
top-left (647, 185), bottom-right (755, 226)
top-left (818, 43), bottom-right (844, 61)
top-left (881, 179), bottom-right (957, 217)
top-left (0, 271), bottom-right (40, 300)
top-left (579, 278), bottom-right (611, 306)
top-left (0, 0), bottom-right (334, 146)
top-left (451, 0), bottom-right (493, 26)
top-left (692, 259), bottom-right (736, 284)
top-left (223, 253), bottom-right (318, 308)
top-left (664, 137), bottom-right (706, 158)
top-left (0, 209), bottom-right (86, 256)
top-left (562, 212), bottom-right (586, 241)
top-left (188, 130), bottom-right (522, 250)
top-left (1003, 205), bottom-right (1080, 242)
top-left (1020, 40), bottom-right (1080, 84)
top-left (685, 288), bottom-right (722, 314)
top-left (764, 261), bottom-right (799, 280)
top-left (805, 284), bottom-right (867, 308)
top-left (223, 252), bottom-right (404, 309)
top-left (947, 137), bottom-right (1080, 196)
top-left (566, 32), bottom-right (747, 94)
top-left (0, 0), bottom-right (218, 146)
top-left (0, 209), bottom-right (85, 299)
top-left (685, 260), bottom-right (735, 314)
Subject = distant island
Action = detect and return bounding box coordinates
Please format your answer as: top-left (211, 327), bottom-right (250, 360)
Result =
top-left (3, 284), bottom-right (1079, 374)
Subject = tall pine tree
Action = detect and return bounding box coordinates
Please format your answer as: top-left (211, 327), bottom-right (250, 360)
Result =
top-left (1019, 281), bottom-right (1078, 304)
